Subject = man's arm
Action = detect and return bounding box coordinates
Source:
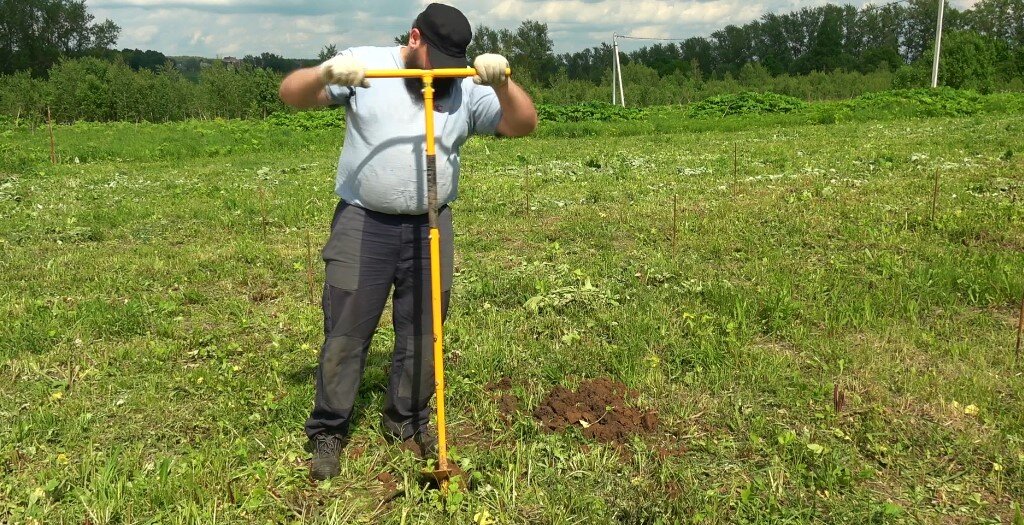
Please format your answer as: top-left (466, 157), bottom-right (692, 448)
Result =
top-left (473, 54), bottom-right (537, 137)
top-left (493, 79), bottom-right (538, 138)
top-left (279, 55), bottom-right (368, 109)
top-left (278, 67), bottom-right (333, 109)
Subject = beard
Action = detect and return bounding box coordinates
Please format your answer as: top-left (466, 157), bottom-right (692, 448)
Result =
top-left (403, 77), bottom-right (456, 102)
top-left (403, 49), bottom-right (455, 103)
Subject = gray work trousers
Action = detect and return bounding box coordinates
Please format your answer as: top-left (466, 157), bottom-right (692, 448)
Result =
top-left (304, 200), bottom-right (453, 440)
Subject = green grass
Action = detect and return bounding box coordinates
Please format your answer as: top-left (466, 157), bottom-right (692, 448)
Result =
top-left (1, 106), bottom-right (1023, 523)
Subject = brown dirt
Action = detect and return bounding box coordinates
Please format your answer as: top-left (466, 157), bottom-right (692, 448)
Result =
top-left (533, 377), bottom-right (659, 444)
top-left (485, 377), bottom-right (520, 422)
top-left (376, 471), bottom-right (398, 493)
top-left (665, 481), bottom-right (683, 500)
top-left (497, 394), bottom-right (519, 415)
top-left (399, 437), bottom-right (424, 458)
top-left (484, 377), bottom-right (514, 392)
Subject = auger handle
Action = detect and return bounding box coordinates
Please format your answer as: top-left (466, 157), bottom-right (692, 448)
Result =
top-left (364, 68), bottom-right (512, 79)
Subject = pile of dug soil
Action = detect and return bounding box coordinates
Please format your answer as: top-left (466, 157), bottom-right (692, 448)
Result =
top-left (533, 377), bottom-right (658, 444)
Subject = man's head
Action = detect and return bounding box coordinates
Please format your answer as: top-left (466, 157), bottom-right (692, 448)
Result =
top-left (405, 3), bottom-right (472, 70)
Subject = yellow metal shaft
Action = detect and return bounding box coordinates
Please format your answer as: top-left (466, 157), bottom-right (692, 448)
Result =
top-left (424, 74), bottom-right (436, 158)
top-left (421, 74), bottom-right (448, 475)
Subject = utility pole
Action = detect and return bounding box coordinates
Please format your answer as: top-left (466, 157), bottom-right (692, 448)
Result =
top-left (931, 0), bottom-right (945, 88)
top-left (614, 36), bottom-right (626, 107)
top-left (611, 33), bottom-right (626, 107)
top-left (612, 33), bottom-right (618, 105)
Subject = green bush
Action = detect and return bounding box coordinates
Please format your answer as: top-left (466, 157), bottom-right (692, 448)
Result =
top-left (539, 72), bottom-right (608, 105)
top-left (978, 91), bottom-right (1024, 113)
top-left (0, 71), bottom-right (49, 125)
top-left (48, 57), bottom-right (113, 121)
top-left (264, 109), bottom-right (346, 131)
top-left (844, 88), bottom-right (982, 117)
top-left (685, 91), bottom-right (807, 118)
top-left (937, 31), bottom-right (999, 93)
top-left (0, 57), bottom-right (285, 123)
top-left (535, 102), bottom-right (646, 123)
top-left (893, 64), bottom-right (930, 89)
top-left (808, 104), bottom-right (853, 125)
top-left (199, 62), bottom-right (285, 119)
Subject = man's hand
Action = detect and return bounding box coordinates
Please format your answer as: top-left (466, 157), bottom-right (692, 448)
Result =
top-left (473, 54), bottom-right (509, 87)
top-left (319, 55), bottom-right (370, 88)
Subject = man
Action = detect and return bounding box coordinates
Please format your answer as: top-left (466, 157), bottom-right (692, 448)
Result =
top-left (278, 3), bottom-right (537, 481)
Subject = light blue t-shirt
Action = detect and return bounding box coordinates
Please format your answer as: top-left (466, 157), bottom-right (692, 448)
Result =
top-left (325, 46), bottom-right (503, 215)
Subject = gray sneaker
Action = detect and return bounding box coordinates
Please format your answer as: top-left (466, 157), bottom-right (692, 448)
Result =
top-left (310, 433), bottom-right (345, 481)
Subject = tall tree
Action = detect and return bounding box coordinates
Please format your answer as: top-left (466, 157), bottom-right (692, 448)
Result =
top-left (963, 0), bottom-right (1024, 47)
top-left (855, 3), bottom-right (906, 71)
top-left (795, 4), bottom-right (855, 73)
top-left (933, 30), bottom-right (1000, 91)
top-left (711, 25), bottom-right (751, 75)
top-left (628, 43), bottom-right (682, 77)
top-left (467, 24), bottom-right (510, 59)
top-left (318, 43), bottom-right (338, 61)
top-left (679, 37), bottom-right (714, 78)
top-left (556, 43), bottom-right (615, 83)
top-left (509, 20), bottom-right (557, 83)
top-left (0, 0), bottom-right (120, 75)
top-left (902, 0), bottom-right (963, 63)
top-left (751, 14), bottom-right (796, 74)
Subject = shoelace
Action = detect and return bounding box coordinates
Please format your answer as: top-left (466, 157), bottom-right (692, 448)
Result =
top-left (315, 435), bottom-right (341, 457)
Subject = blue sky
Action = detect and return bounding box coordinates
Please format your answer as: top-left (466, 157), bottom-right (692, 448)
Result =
top-left (89, 0), bottom-right (980, 59)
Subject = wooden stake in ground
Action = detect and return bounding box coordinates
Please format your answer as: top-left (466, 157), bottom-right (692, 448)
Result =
top-left (930, 168), bottom-right (941, 225)
top-left (672, 194), bottom-right (677, 250)
top-left (525, 171), bottom-right (530, 219)
top-left (833, 383), bottom-right (846, 414)
top-left (733, 142), bottom-right (738, 178)
top-left (1016, 287), bottom-right (1024, 361)
top-left (259, 187), bottom-right (268, 238)
top-left (47, 107), bottom-right (56, 165)
top-left (306, 229), bottom-right (316, 306)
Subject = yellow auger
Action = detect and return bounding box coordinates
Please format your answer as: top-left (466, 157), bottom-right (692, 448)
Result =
top-left (362, 66), bottom-right (510, 490)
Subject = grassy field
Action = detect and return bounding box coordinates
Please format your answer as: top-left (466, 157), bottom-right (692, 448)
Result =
top-left (1, 104), bottom-right (1023, 523)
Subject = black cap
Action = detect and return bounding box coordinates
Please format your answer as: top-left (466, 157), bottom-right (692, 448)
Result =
top-left (413, 3), bottom-right (472, 69)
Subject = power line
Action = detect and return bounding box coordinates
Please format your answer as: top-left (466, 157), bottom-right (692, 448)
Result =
top-left (615, 35), bottom-right (688, 42)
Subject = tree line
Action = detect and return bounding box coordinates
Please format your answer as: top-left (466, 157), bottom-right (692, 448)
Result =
top-left (1, 0), bottom-right (1022, 124)
top-left (454, 0), bottom-right (1021, 93)
top-left (1, 58), bottom-right (288, 123)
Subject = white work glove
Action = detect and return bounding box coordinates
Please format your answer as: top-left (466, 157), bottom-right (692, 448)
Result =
top-left (319, 55), bottom-right (370, 88)
top-left (473, 54), bottom-right (509, 87)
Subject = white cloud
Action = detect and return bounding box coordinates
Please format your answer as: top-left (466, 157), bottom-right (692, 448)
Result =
top-left (124, 24), bottom-right (160, 44)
